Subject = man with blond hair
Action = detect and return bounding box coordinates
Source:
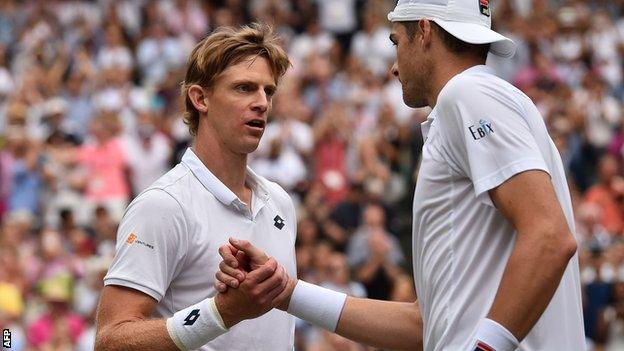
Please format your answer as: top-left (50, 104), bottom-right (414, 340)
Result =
top-left (95, 24), bottom-right (295, 351)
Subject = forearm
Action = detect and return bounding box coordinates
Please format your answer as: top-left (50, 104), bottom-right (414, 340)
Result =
top-left (336, 297), bottom-right (423, 351)
top-left (285, 280), bottom-right (422, 350)
top-left (487, 232), bottom-right (576, 340)
top-left (96, 286), bottom-right (229, 351)
top-left (95, 319), bottom-right (178, 351)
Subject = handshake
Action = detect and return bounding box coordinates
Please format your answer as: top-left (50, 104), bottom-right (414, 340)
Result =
top-left (166, 237), bottom-right (426, 351)
top-left (212, 237), bottom-right (297, 328)
top-left (167, 237), bottom-right (349, 351)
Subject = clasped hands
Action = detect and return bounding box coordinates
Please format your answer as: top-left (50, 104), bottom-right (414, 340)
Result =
top-left (213, 238), bottom-right (297, 328)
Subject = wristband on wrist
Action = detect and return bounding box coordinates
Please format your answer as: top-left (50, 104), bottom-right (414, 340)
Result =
top-left (166, 297), bottom-right (228, 350)
top-left (287, 280), bottom-right (347, 332)
top-left (472, 318), bottom-right (519, 351)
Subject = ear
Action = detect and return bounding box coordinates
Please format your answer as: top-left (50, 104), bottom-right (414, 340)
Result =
top-left (187, 84), bottom-right (209, 113)
top-left (419, 19), bottom-right (433, 48)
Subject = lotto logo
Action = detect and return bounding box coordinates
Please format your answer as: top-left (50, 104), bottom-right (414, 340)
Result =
top-left (274, 215), bottom-right (285, 230)
top-left (183, 309), bottom-right (200, 326)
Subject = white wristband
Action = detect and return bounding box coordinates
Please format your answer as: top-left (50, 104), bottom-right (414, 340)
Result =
top-left (287, 280), bottom-right (347, 332)
top-left (472, 318), bottom-right (519, 351)
top-left (166, 297), bottom-right (228, 350)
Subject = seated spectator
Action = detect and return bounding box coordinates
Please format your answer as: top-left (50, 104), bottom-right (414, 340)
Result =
top-left (27, 279), bottom-right (85, 350)
top-left (6, 129), bottom-right (43, 216)
top-left (596, 281), bottom-right (624, 350)
top-left (347, 203), bottom-right (405, 300)
top-left (122, 109), bottom-right (172, 195)
top-left (313, 103), bottom-right (352, 207)
top-left (320, 182), bottom-right (365, 250)
top-left (320, 252), bottom-right (367, 298)
top-left (76, 115), bottom-right (130, 222)
top-left (584, 154), bottom-right (624, 235)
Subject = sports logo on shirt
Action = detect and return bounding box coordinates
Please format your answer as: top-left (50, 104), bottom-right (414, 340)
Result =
top-left (126, 233), bottom-right (137, 244)
top-left (468, 119), bottom-right (494, 140)
top-left (474, 340), bottom-right (495, 351)
top-left (479, 0), bottom-right (490, 17)
top-left (274, 215), bottom-right (285, 230)
top-left (125, 233), bottom-right (154, 250)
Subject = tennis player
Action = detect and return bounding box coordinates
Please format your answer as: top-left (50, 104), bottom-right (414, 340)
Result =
top-left (95, 24), bottom-right (296, 351)
top-left (216, 1), bottom-right (586, 350)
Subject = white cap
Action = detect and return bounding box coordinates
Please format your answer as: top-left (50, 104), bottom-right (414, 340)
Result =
top-left (388, 0), bottom-right (516, 58)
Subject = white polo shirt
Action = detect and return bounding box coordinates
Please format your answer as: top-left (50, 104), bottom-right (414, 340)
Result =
top-left (413, 65), bottom-right (585, 351)
top-left (104, 148), bottom-right (297, 351)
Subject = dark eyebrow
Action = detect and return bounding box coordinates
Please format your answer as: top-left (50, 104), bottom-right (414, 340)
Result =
top-left (231, 80), bottom-right (257, 86)
top-left (231, 80), bottom-right (277, 92)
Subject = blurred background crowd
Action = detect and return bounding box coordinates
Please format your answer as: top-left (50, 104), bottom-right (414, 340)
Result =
top-left (0, 0), bottom-right (622, 350)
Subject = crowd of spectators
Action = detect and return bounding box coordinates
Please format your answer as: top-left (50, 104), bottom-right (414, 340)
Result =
top-left (0, 0), bottom-right (622, 350)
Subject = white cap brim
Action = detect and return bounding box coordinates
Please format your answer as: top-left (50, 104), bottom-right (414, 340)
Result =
top-left (432, 19), bottom-right (516, 58)
top-left (387, 7), bottom-right (516, 58)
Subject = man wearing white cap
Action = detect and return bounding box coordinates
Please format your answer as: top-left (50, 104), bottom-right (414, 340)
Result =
top-left (214, 0), bottom-right (586, 350)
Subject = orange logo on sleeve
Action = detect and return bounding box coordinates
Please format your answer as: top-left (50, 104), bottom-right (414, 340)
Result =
top-left (126, 233), bottom-right (137, 244)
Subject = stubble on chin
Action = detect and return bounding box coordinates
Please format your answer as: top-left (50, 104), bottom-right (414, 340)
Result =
top-left (402, 82), bottom-right (429, 108)
top-left (403, 60), bottom-right (433, 108)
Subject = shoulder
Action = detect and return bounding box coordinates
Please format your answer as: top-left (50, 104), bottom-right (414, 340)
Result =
top-left (125, 188), bottom-right (184, 221)
top-left (438, 69), bottom-right (526, 113)
top-left (138, 163), bottom-right (195, 199)
top-left (119, 187), bottom-right (190, 243)
top-left (436, 69), bottom-right (529, 131)
top-left (127, 164), bottom-right (195, 211)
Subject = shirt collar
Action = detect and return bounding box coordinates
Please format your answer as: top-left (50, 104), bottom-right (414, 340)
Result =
top-left (421, 111), bottom-right (436, 140)
top-left (462, 64), bottom-right (495, 76)
top-left (181, 148), bottom-right (270, 209)
top-left (245, 166), bottom-right (271, 205)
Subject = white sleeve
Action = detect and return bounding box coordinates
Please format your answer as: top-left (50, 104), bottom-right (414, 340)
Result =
top-left (436, 78), bottom-right (550, 206)
top-left (104, 189), bottom-right (189, 301)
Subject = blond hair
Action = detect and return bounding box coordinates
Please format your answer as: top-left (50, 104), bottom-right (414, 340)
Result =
top-left (181, 23), bottom-right (291, 136)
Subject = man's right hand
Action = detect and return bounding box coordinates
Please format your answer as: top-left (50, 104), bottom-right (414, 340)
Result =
top-left (214, 256), bottom-right (288, 328)
top-left (215, 238), bottom-right (270, 291)
top-left (215, 238), bottom-right (297, 312)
